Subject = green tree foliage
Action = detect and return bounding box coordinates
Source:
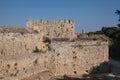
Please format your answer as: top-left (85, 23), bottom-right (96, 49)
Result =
top-left (117, 24), bottom-right (120, 27)
top-left (115, 10), bottom-right (120, 27)
top-left (115, 10), bottom-right (120, 20)
top-left (101, 27), bottom-right (119, 39)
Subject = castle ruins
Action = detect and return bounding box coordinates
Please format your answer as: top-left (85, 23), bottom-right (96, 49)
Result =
top-left (0, 20), bottom-right (109, 80)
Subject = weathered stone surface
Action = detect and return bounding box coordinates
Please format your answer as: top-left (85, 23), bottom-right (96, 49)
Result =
top-left (0, 20), bottom-right (109, 80)
top-left (26, 20), bottom-right (75, 40)
top-left (0, 40), bottom-right (109, 80)
top-left (0, 33), bottom-right (39, 56)
top-left (0, 26), bottom-right (37, 33)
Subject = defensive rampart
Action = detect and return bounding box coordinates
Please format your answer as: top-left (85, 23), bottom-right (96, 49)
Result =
top-left (0, 39), bottom-right (109, 80)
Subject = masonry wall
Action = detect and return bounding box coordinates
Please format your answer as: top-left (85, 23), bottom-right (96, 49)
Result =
top-left (51, 40), bottom-right (109, 76)
top-left (26, 20), bottom-right (75, 39)
top-left (0, 33), bottom-right (39, 56)
top-left (0, 40), bottom-right (109, 80)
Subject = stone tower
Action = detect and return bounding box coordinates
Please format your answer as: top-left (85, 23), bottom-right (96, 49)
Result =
top-left (26, 19), bottom-right (75, 40)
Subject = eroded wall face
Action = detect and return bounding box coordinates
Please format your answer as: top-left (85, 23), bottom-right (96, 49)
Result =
top-left (0, 40), bottom-right (109, 80)
top-left (51, 41), bottom-right (109, 76)
top-left (0, 33), bottom-right (39, 56)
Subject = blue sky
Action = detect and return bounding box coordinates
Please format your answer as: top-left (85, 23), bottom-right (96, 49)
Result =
top-left (0, 0), bottom-right (120, 33)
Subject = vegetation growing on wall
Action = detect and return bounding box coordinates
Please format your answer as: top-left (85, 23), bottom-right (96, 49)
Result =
top-left (43, 37), bottom-right (51, 44)
top-left (33, 46), bottom-right (40, 53)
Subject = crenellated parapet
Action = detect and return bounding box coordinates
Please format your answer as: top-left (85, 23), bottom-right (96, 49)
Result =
top-left (26, 19), bottom-right (75, 40)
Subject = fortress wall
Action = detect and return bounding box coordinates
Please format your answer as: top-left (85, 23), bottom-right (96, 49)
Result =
top-left (26, 20), bottom-right (75, 39)
top-left (52, 40), bottom-right (109, 76)
top-left (0, 40), bottom-right (109, 80)
top-left (0, 33), bottom-right (39, 56)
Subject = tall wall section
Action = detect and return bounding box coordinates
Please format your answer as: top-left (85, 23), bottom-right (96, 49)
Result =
top-left (26, 20), bottom-right (75, 40)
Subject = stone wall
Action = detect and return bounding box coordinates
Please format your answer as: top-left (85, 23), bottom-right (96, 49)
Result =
top-left (0, 33), bottom-right (39, 56)
top-left (26, 20), bottom-right (75, 40)
top-left (51, 40), bottom-right (109, 76)
top-left (0, 40), bottom-right (109, 80)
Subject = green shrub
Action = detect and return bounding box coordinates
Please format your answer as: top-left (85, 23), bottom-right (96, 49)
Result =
top-left (33, 46), bottom-right (40, 53)
top-left (93, 37), bottom-right (97, 41)
top-left (43, 37), bottom-right (51, 43)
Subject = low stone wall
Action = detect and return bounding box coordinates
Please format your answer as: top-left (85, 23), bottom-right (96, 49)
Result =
top-left (0, 33), bottom-right (39, 56)
top-left (0, 40), bottom-right (109, 80)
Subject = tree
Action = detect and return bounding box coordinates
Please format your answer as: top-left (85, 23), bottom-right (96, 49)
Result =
top-left (117, 24), bottom-right (120, 27)
top-left (115, 10), bottom-right (120, 21)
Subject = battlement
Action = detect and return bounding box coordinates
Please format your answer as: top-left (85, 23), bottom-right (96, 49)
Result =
top-left (26, 19), bottom-right (75, 40)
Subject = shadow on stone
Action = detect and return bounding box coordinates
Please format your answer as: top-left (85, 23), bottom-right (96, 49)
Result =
top-left (89, 61), bottom-right (110, 74)
top-left (56, 61), bottom-right (120, 80)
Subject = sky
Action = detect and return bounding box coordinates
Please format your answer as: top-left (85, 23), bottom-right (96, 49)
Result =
top-left (0, 0), bottom-right (120, 33)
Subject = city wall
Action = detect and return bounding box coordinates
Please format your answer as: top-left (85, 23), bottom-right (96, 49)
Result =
top-left (26, 20), bottom-right (75, 40)
top-left (0, 38), bottom-right (109, 80)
